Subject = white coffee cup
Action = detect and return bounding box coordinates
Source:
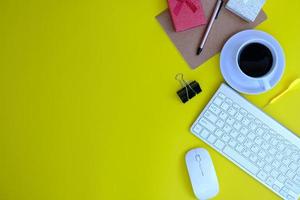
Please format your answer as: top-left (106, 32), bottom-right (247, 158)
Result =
top-left (235, 39), bottom-right (278, 91)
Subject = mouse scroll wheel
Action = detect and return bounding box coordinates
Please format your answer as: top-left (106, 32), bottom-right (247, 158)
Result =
top-left (195, 154), bottom-right (201, 162)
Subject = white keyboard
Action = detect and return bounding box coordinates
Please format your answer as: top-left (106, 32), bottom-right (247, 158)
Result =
top-left (191, 84), bottom-right (300, 200)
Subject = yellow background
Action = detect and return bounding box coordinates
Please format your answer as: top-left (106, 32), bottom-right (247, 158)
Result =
top-left (0, 0), bottom-right (300, 199)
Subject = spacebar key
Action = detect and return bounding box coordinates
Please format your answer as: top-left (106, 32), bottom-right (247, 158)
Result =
top-left (223, 146), bottom-right (259, 175)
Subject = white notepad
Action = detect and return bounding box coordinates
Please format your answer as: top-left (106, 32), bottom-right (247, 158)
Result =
top-left (226, 0), bottom-right (266, 22)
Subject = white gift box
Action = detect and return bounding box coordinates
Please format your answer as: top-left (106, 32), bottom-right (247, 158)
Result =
top-left (226, 0), bottom-right (266, 22)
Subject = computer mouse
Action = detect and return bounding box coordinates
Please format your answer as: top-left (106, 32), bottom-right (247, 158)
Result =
top-left (185, 148), bottom-right (219, 200)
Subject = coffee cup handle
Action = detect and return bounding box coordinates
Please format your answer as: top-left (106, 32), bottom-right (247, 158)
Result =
top-left (260, 79), bottom-right (271, 90)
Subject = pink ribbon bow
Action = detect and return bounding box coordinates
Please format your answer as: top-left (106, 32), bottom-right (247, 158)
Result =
top-left (173, 0), bottom-right (198, 16)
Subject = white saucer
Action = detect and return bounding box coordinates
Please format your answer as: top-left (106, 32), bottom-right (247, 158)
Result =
top-left (220, 30), bottom-right (285, 94)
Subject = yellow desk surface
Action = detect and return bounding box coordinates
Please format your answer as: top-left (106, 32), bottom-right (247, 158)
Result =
top-left (1, 0), bottom-right (300, 199)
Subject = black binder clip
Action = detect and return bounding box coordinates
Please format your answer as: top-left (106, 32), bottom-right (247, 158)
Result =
top-left (175, 73), bottom-right (202, 103)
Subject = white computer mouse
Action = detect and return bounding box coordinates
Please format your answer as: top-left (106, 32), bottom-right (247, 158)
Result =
top-left (185, 148), bottom-right (219, 200)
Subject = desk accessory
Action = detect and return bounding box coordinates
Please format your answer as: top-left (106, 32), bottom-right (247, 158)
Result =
top-left (156, 0), bottom-right (267, 69)
top-left (176, 73), bottom-right (201, 103)
top-left (185, 148), bottom-right (219, 199)
top-left (191, 83), bottom-right (300, 200)
top-left (220, 30), bottom-right (285, 94)
top-left (264, 78), bottom-right (300, 108)
top-left (197, 0), bottom-right (223, 55)
top-left (226, 0), bottom-right (266, 22)
top-left (168, 0), bottom-right (206, 32)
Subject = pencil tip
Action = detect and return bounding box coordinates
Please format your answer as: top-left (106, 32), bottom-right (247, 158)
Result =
top-left (196, 48), bottom-right (202, 55)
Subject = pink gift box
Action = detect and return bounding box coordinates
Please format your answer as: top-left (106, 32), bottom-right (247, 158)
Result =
top-left (168, 0), bottom-right (206, 32)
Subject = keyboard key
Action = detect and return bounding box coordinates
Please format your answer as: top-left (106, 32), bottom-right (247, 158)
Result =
top-left (216, 120), bottom-right (225, 128)
top-left (218, 92), bottom-right (225, 99)
top-left (242, 149), bottom-right (251, 158)
top-left (226, 117), bottom-right (235, 125)
top-left (293, 174), bottom-right (300, 185)
top-left (225, 98), bottom-right (233, 105)
top-left (213, 97), bottom-right (223, 106)
top-left (272, 160), bottom-right (280, 168)
top-left (215, 129), bottom-right (224, 137)
top-left (247, 132), bottom-right (256, 140)
top-left (287, 170), bottom-right (296, 179)
top-left (262, 142), bottom-right (270, 150)
top-left (276, 153), bottom-right (284, 161)
top-left (263, 133), bottom-right (271, 141)
top-left (229, 139), bottom-right (237, 148)
top-left (236, 144), bottom-right (244, 152)
top-left (235, 112), bottom-right (243, 121)
top-left (257, 171), bottom-right (268, 181)
top-left (193, 124), bottom-right (203, 134)
top-left (242, 117), bottom-right (250, 126)
top-left (233, 103), bottom-right (240, 110)
top-left (266, 177), bottom-right (275, 186)
top-left (249, 154), bottom-right (258, 162)
top-left (280, 190), bottom-right (288, 198)
top-left (255, 119), bottom-right (262, 126)
top-left (270, 138), bottom-right (279, 146)
top-left (251, 145), bottom-right (259, 153)
top-left (247, 114), bottom-right (255, 121)
top-left (244, 139), bottom-right (253, 148)
top-left (204, 111), bottom-right (218, 123)
top-left (222, 134), bottom-right (230, 142)
top-left (214, 140), bottom-right (225, 150)
top-left (223, 146), bottom-right (259, 175)
top-left (270, 169), bottom-right (280, 178)
top-left (237, 135), bottom-right (246, 143)
top-left (287, 195), bottom-right (295, 200)
top-left (199, 118), bottom-right (216, 132)
top-left (219, 111), bottom-right (228, 120)
top-left (291, 153), bottom-right (300, 162)
top-left (277, 143), bottom-right (286, 151)
top-left (223, 125), bottom-right (232, 133)
top-left (249, 123), bottom-right (257, 131)
top-left (230, 130), bottom-right (239, 138)
top-left (279, 165), bottom-right (289, 174)
top-left (291, 145), bottom-right (299, 152)
top-left (240, 127), bottom-right (249, 135)
top-left (257, 159), bottom-right (266, 168)
top-left (199, 129), bottom-right (210, 139)
top-left (283, 158), bottom-right (292, 166)
top-left (258, 150), bottom-right (267, 158)
top-left (284, 149), bottom-right (293, 157)
top-left (207, 135), bottom-right (217, 144)
top-left (263, 164), bottom-right (272, 173)
top-left (278, 175), bottom-right (287, 183)
top-left (233, 122), bottom-right (242, 130)
top-left (282, 187), bottom-right (289, 196)
top-left (269, 130), bottom-right (275, 136)
top-left (254, 137), bottom-right (263, 145)
top-left (268, 148), bottom-right (277, 155)
top-left (277, 134), bottom-right (285, 141)
top-left (282, 187), bottom-right (289, 193)
top-left (221, 102), bottom-right (229, 111)
top-left (272, 184), bottom-right (281, 192)
top-left (209, 104), bottom-right (221, 115)
top-left (239, 109), bottom-right (247, 116)
top-left (228, 108), bottom-right (237, 116)
top-left (266, 156), bottom-right (274, 163)
top-left (256, 128), bottom-right (264, 136)
top-left (289, 162), bottom-right (298, 171)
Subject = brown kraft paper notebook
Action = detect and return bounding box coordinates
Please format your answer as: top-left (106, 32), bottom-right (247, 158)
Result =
top-left (156, 0), bottom-right (267, 69)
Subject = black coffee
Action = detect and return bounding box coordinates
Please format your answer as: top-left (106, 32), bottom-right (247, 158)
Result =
top-left (238, 43), bottom-right (273, 78)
